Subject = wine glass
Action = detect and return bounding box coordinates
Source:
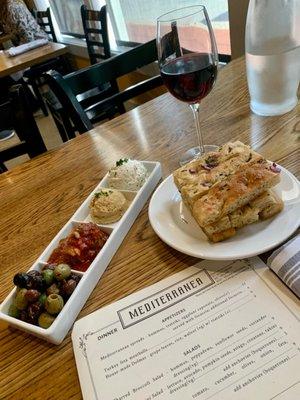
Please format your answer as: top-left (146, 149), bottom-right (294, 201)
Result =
top-left (157, 5), bottom-right (219, 165)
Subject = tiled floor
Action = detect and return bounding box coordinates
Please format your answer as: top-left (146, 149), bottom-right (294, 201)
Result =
top-left (1, 99), bottom-right (138, 171)
top-left (2, 109), bottom-right (63, 170)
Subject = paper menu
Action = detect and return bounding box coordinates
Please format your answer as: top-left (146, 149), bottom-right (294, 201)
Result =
top-left (72, 258), bottom-right (300, 400)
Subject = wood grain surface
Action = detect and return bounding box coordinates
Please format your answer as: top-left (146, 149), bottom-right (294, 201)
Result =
top-left (0, 57), bottom-right (299, 400)
top-left (0, 42), bottom-right (67, 78)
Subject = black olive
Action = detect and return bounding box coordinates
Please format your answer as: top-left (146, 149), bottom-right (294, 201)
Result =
top-left (19, 309), bottom-right (29, 322)
top-left (13, 273), bottom-right (30, 288)
top-left (69, 273), bottom-right (81, 284)
top-left (27, 302), bottom-right (43, 323)
top-left (61, 279), bottom-right (77, 297)
top-left (28, 275), bottom-right (45, 291)
top-left (25, 289), bottom-right (41, 303)
top-left (27, 270), bottom-right (42, 277)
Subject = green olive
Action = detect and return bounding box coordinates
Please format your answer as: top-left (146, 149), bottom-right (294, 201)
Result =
top-left (38, 293), bottom-right (47, 306)
top-left (8, 303), bottom-right (20, 318)
top-left (54, 264), bottom-right (71, 281)
top-left (14, 288), bottom-right (28, 310)
top-left (42, 269), bottom-right (54, 286)
top-left (38, 312), bottom-right (55, 329)
top-left (45, 294), bottom-right (64, 315)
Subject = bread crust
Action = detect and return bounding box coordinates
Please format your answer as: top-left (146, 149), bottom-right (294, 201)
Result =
top-left (192, 161), bottom-right (280, 226)
top-left (174, 141), bottom-right (264, 209)
top-left (202, 190), bottom-right (283, 240)
top-left (173, 142), bottom-right (283, 242)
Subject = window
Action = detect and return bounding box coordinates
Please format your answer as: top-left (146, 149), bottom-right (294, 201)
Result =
top-left (42, 0), bottom-right (231, 56)
top-left (49, 0), bottom-right (85, 37)
top-left (107, 0), bottom-right (231, 54)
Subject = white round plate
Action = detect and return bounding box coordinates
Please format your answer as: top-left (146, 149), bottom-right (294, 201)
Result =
top-left (149, 165), bottom-right (300, 260)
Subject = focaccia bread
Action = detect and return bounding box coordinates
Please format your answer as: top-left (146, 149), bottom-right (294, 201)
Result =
top-left (258, 196), bottom-right (284, 220)
top-left (192, 160), bottom-right (281, 227)
top-left (250, 190), bottom-right (284, 219)
top-left (206, 228), bottom-right (236, 243)
top-left (173, 141), bottom-right (264, 208)
top-left (174, 141), bottom-right (251, 187)
top-left (203, 204), bottom-right (260, 236)
top-left (202, 190), bottom-right (283, 241)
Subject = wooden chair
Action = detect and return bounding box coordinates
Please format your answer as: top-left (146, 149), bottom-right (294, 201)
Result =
top-left (33, 7), bottom-right (57, 42)
top-left (44, 89), bottom-right (76, 143)
top-left (219, 54), bottom-right (231, 63)
top-left (81, 4), bottom-right (111, 65)
top-left (24, 8), bottom-right (71, 116)
top-left (44, 4), bottom-right (123, 141)
top-left (0, 85), bottom-right (47, 173)
top-left (79, 4), bottom-right (125, 115)
top-left (46, 39), bottom-right (163, 135)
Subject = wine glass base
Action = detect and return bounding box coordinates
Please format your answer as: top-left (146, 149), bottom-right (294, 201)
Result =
top-left (179, 145), bottom-right (219, 166)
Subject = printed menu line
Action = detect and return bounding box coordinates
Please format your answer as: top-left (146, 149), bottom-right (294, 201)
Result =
top-left (195, 330), bottom-right (281, 381)
top-left (72, 259), bottom-right (300, 400)
top-left (202, 267), bottom-right (249, 294)
top-left (228, 297), bottom-right (254, 313)
top-left (196, 320), bottom-right (276, 367)
top-left (147, 294), bottom-right (253, 352)
top-left (202, 348), bottom-right (296, 400)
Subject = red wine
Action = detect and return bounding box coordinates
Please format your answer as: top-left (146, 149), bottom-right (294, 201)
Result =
top-left (161, 53), bottom-right (217, 103)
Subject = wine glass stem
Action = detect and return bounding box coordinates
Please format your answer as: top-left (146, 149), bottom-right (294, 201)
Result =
top-left (190, 103), bottom-right (205, 156)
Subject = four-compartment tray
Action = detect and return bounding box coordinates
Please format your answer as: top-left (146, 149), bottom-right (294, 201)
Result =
top-left (0, 161), bottom-right (162, 344)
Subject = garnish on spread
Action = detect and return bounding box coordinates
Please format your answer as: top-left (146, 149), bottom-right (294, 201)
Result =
top-left (107, 158), bottom-right (148, 191)
top-left (47, 222), bottom-right (108, 272)
top-left (90, 188), bottom-right (128, 224)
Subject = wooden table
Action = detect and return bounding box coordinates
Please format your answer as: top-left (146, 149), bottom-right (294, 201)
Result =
top-left (0, 57), bottom-right (299, 400)
top-left (0, 42), bottom-right (68, 78)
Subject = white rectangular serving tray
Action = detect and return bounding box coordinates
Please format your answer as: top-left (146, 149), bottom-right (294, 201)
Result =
top-left (0, 161), bottom-right (162, 344)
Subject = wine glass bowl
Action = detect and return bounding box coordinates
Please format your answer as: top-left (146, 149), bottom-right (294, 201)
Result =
top-left (157, 5), bottom-right (219, 165)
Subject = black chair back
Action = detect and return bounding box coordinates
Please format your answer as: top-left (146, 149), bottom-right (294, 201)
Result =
top-left (46, 39), bottom-right (163, 134)
top-left (34, 7), bottom-right (57, 42)
top-left (81, 5), bottom-right (111, 65)
top-left (0, 85), bottom-right (47, 173)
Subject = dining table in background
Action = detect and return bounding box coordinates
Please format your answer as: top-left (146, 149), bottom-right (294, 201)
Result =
top-left (0, 56), bottom-right (299, 400)
top-left (0, 42), bottom-right (68, 78)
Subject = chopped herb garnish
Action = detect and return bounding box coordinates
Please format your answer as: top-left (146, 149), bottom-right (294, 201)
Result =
top-left (94, 190), bottom-right (111, 198)
top-left (116, 158), bottom-right (129, 167)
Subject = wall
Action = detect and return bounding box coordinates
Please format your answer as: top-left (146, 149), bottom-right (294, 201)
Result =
top-left (228, 0), bottom-right (250, 59)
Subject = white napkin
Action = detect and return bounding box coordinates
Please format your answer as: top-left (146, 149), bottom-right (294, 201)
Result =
top-left (267, 234), bottom-right (300, 298)
top-left (5, 38), bottom-right (48, 57)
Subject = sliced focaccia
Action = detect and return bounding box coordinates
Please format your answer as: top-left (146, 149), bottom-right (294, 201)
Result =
top-left (192, 160), bottom-right (281, 227)
top-left (258, 195), bottom-right (284, 220)
top-left (174, 141), bottom-right (254, 188)
top-left (206, 228), bottom-right (237, 243)
top-left (202, 204), bottom-right (260, 237)
top-left (201, 190), bottom-right (283, 242)
top-left (250, 190), bottom-right (284, 220)
top-left (174, 141), bottom-right (264, 208)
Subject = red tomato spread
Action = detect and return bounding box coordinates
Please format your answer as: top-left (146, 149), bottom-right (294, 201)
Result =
top-left (47, 223), bottom-right (109, 272)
